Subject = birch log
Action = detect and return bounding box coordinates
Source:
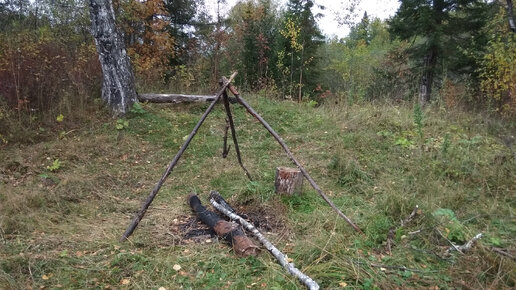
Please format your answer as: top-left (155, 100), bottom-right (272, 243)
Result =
top-left (138, 94), bottom-right (216, 103)
top-left (209, 191), bottom-right (319, 290)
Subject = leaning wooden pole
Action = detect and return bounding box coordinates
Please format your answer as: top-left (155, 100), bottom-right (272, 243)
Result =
top-left (210, 191), bottom-right (320, 290)
top-left (222, 91), bottom-right (253, 180)
top-left (223, 81), bottom-right (363, 234)
top-left (120, 72), bottom-right (238, 241)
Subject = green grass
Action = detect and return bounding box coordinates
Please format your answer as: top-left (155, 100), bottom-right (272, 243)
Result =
top-left (1, 96), bottom-right (515, 289)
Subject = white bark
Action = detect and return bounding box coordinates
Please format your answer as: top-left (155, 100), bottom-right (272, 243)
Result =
top-left (445, 233), bottom-right (483, 255)
top-left (210, 198), bottom-right (320, 290)
top-left (89, 0), bottom-right (137, 116)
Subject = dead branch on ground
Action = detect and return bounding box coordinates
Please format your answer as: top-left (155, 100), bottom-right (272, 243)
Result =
top-left (210, 191), bottom-right (320, 290)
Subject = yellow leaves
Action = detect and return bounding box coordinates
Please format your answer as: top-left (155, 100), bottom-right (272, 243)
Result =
top-left (120, 0), bottom-right (173, 83)
top-left (281, 18), bottom-right (303, 52)
top-left (56, 114), bottom-right (64, 122)
top-left (42, 274), bottom-right (50, 280)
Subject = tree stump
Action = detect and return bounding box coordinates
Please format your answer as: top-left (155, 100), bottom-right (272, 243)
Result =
top-left (275, 167), bottom-right (303, 195)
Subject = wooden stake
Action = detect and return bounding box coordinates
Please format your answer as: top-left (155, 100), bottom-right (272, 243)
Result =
top-left (221, 90), bottom-right (252, 180)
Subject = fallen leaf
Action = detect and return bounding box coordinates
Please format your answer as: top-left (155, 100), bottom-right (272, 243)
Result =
top-left (42, 275), bottom-right (49, 280)
top-left (339, 282), bottom-right (348, 287)
top-left (173, 264), bottom-right (182, 271)
top-left (158, 287), bottom-right (167, 290)
top-left (121, 278), bottom-right (130, 285)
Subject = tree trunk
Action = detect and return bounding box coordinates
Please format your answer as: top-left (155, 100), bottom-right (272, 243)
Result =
top-left (418, 50), bottom-right (436, 107)
top-left (89, 0), bottom-right (137, 116)
top-left (275, 167), bottom-right (303, 195)
top-left (507, 0), bottom-right (516, 32)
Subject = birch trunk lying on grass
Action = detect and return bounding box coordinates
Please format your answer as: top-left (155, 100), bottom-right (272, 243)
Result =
top-left (209, 191), bottom-right (320, 290)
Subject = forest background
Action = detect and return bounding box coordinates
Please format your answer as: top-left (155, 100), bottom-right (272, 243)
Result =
top-left (1, 0), bottom-right (515, 132)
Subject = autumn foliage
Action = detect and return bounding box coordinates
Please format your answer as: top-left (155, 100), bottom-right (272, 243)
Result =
top-left (0, 29), bottom-right (100, 112)
top-left (119, 0), bottom-right (174, 85)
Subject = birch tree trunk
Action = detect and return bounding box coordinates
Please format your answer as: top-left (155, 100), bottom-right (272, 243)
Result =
top-left (507, 0), bottom-right (516, 32)
top-left (419, 49), bottom-right (436, 107)
top-left (89, 0), bottom-right (137, 116)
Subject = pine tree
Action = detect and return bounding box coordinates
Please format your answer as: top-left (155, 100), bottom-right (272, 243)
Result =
top-left (389, 0), bottom-right (491, 106)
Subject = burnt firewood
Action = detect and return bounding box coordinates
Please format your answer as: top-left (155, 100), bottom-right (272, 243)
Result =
top-left (188, 194), bottom-right (260, 257)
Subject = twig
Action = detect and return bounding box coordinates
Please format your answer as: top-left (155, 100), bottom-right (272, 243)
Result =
top-left (120, 72), bottom-right (238, 242)
top-left (353, 260), bottom-right (437, 273)
top-left (210, 191), bottom-right (320, 290)
top-left (401, 205), bottom-right (419, 227)
top-left (436, 229), bottom-right (464, 255)
top-left (490, 247), bottom-right (516, 261)
top-left (385, 205), bottom-right (420, 254)
top-left (444, 233), bottom-right (483, 255)
top-left (222, 118), bottom-right (230, 158)
top-left (225, 82), bottom-right (362, 234)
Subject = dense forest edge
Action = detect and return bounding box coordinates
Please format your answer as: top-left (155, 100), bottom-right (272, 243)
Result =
top-left (1, 0), bottom-right (515, 289)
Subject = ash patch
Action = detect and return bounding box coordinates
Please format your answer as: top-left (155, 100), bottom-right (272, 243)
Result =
top-left (167, 215), bottom-right (217, 244)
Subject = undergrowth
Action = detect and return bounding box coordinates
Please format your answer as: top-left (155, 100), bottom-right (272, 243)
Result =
top-left (1, 97), bottom-right (515, 289)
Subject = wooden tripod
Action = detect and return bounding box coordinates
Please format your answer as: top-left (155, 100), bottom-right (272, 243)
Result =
top-left (121, 72), bottom-right (362, 242)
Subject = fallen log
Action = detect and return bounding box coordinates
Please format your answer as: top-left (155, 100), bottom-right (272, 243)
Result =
top-left (210, 191), bottom-right (320, 290)
top-left (138, 93), bottom-right (238, 104)
top-left (188, 193), bottom-right (260, 257)
top-left (138, 93), bottom-right (216, 103)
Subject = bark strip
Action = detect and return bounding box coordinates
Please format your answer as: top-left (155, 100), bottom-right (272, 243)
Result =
top-left (188, 194), bottom-right (259, 257)
top-left (209, 191), bottom-right (320, 290)
top-left (223, 81), bottom-right (362, 234)
top-left (120, 72), bottom-right (238, 241)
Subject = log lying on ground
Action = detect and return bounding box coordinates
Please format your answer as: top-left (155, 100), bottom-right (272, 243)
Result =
top-left (210, 191), bottom-right (320, 290)
top-left (138, 94), bottom-right (215, 103)
top-left (188, 194), bottom-right (260, 257)
top-left (138, 93), bottom-right (237, 104)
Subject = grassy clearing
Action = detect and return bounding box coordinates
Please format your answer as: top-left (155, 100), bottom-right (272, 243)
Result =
top-left (1, 96), bottom-right (515, 289)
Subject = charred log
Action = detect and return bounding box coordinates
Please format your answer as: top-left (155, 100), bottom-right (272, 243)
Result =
top-left (188, 194), bottom-right (260, 257)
